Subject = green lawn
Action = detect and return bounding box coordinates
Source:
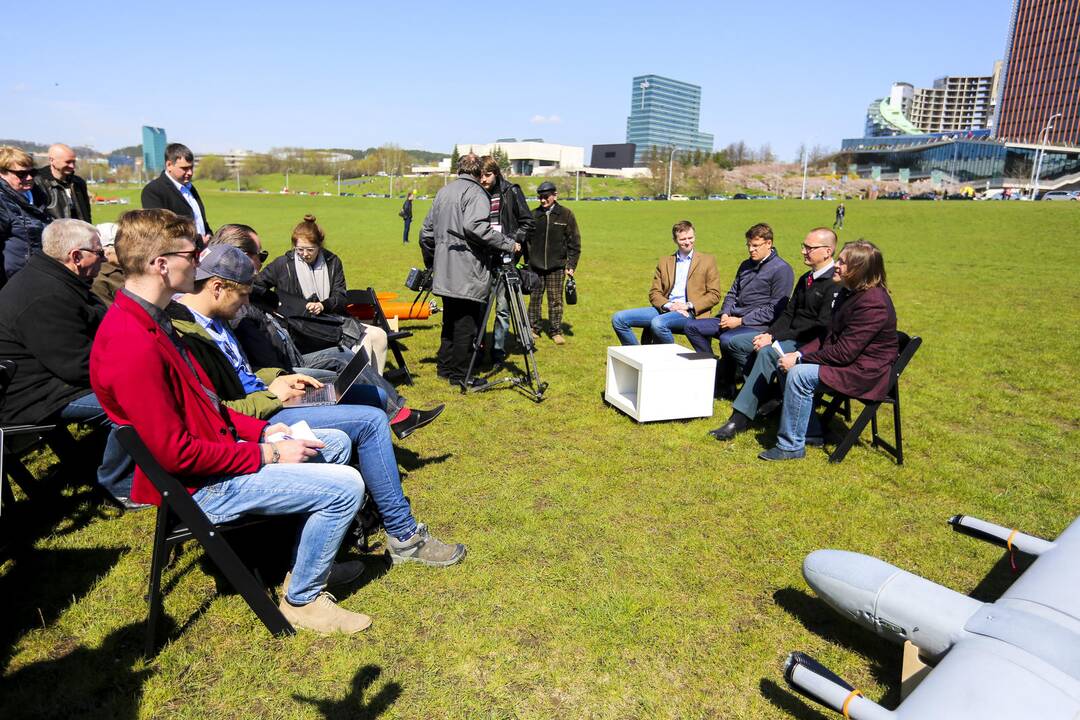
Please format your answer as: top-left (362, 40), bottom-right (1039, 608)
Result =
top-left (3, 193), bottom-right (1079, 719)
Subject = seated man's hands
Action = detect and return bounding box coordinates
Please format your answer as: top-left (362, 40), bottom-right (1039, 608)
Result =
top-left (262, 438), bottom-right (325, 464)
top-left (668, 301), bottom-right (691, 317)
top-left (752, 332), bottom-right (773, 350)
top-left (719, 314), bottom-right (743, 330)
top-left (305, 301), bottom-right (324, 315)
top-left (777, 352), bottom-right (799, 372)
top-left (261, 422), bottom-right (290, 440)
top-left (268, 374), bottom-right (323, 401)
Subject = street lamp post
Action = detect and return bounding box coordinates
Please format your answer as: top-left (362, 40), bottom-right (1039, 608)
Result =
top-left (1031, 112), bottom-right (1062, 200)
top-left (666, 148), bottom-right (679, 199)
top-left (285, 168), bottom-right (290, 192)
top-left (801, 146), bottom-right (809, 200)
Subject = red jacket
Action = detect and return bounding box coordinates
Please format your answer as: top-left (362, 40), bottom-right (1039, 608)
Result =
top-left (90, 291), bottom-right (267, 505)
top-left (799, 285), bottom-right (898, 401)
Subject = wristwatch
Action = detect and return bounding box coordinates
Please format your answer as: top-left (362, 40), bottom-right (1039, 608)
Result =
top-left (268, 443), bottom-right (280, 464)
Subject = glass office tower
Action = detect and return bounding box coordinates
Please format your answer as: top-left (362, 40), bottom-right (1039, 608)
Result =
top-left (142, 126), bottom-right (168, 176)
top-left (626, 74), bottom-right (713, 166)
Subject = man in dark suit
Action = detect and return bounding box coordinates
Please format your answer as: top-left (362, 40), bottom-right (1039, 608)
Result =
top-left (710, 227), bottom-right (839, 440)
top-left (140, 143), bottom-right (210, 239)
top-left (34, 143), bottom-right (92, 222)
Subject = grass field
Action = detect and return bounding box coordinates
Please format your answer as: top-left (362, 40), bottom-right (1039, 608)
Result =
top-left (2, 192), bottom-right (1079, 719)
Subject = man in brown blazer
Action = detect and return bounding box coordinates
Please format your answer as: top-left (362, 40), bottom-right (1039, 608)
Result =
top-left (611, 220), bottom-right (721, 344)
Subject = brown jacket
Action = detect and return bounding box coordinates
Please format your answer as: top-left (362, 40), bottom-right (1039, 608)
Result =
top-left (648, 251), bottom-right (721, 318)
top-left (90, 261), bottom-right (125, 308)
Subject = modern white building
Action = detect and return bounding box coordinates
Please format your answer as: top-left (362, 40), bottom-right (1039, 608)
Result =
top-left (454, 140), bottom-right (585, 176)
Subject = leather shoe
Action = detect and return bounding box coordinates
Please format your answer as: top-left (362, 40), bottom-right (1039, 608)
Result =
top-left (708, 412), bottom-right (750, 441)
top-left (391, 404), bottom-right (446, 440)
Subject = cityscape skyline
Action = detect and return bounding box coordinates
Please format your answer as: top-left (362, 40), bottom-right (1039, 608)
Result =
top-left (3, 1), bottom-right (1016, 161)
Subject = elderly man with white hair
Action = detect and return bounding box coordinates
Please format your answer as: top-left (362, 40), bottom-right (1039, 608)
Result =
top-left (0, 218), bottom-right (137, 506)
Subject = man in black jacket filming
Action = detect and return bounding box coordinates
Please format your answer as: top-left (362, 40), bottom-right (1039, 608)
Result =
top-left (479, 155), bottom-right (535, 364)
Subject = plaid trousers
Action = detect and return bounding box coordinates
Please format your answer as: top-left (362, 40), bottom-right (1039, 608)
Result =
top-left (528, 270), bottom-right (565, 335)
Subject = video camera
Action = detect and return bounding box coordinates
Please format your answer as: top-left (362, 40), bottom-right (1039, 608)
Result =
top-left (404, 267), bottom-right (433, 292)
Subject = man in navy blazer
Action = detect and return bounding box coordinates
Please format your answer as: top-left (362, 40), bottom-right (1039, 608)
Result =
top-left (140, 143), bottom-right (211, 239)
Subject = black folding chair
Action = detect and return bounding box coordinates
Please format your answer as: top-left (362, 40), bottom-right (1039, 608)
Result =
top-left (346, 287), bottom-right (414, 385)
top-left (0, 360), bottom-right (80, 501)
top-left (817, 332), bottom-right (922, 464)
top-left (115, 426), bottom-right (294, 655)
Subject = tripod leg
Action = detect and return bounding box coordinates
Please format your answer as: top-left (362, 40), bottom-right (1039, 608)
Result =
top-left (463, 275), bottom-right (502, 388)
top-left (505, 277), bottom-right (545, 399)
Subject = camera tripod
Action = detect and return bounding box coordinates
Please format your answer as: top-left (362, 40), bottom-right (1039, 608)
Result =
top-left (462, 259), bottom-right (547, 401)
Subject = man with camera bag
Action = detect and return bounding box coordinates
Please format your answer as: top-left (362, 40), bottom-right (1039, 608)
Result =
top-left (479, 156), bottom-right (534, 365)
top-left (526, 181), bottom-right (580, 345)
top-left (420, 153), bottom-right (518, 387)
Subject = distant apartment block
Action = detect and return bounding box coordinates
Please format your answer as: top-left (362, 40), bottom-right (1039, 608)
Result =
top-left (141, 126), bottom-right (167, 176)
top-left (865, 65), bottom-right (1002, 138)
top-left (994, 0), bottom-right (1080, 146)
top-left (625, 74), bottom-right (713, 165)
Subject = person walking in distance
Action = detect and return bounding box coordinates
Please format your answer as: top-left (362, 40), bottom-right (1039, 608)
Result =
top-left (400, 191), bottom-right (414, 244)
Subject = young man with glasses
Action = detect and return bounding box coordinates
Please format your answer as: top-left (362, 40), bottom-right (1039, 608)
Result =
top-left (0, 219), bottom-right (141, 505)
top-left (709, 227), bottom-right (839, 440)
top-left (0, 145), bottom-right (52, 286)
top-left (91, 209), bottom-right (377, 633)
top-left (684, 223), bottom-right (795, 399)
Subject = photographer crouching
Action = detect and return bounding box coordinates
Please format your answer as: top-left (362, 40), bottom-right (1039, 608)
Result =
top-left (420, 153), bottom-right (518, 388)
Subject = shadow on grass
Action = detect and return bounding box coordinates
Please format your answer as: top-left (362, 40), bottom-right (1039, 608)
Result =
top-left (759, 678), bottom-right (831, 720)
top-left (966, 551), bottom-right (1033, 602)
top-left (294, 663), bottom-right (402, 719)
top-left (0, 546), bottom-right (126, 670)
top-left (772, 587), bottom-right (901, 707)
top-left (393, 446), bottom-right (452, 474)
top-left (0, 621), bottom-right (153, 720)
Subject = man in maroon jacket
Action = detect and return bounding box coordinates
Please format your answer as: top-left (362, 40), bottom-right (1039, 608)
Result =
top-left (760, 240), bottom-right (898, 461)
top-left (90, 208), bottom-right (372, 634)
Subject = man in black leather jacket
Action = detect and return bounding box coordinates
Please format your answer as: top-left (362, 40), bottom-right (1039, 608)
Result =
top-left (525, 181), bottom-right (580, 345)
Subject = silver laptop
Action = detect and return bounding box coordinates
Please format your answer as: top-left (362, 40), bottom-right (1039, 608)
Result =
top-left (281, 348), bottom-right (370, 408)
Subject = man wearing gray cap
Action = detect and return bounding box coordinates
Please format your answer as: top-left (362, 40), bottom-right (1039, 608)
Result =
top-left (526, 181), bottom-right (580, 345)
top-left (169, 244), bottom-right (465, 568)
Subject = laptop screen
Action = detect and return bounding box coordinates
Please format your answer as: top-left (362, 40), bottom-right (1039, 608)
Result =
top-left (332, 347), bottom-right (371, 396)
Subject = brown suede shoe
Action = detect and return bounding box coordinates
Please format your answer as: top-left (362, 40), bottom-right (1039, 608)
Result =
top-left (279, 592), bottom-right (372, 634)
top-left (552, 334), bottom-right (566, 345)
top-left (282, 560), bottom-right (365, 597)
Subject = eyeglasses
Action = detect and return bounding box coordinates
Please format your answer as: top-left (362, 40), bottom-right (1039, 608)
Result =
top-left (294, 246), bottom-right (320, 254)
top-left (801, 244), bottom-right (830, 253)
top-left (77, 247), bottom-right (106, 259)
top-left (3, 168), bottom-right (33, 179)
top-left (746, 242), bottom-right (769, 250)
top-left (161, 248), bottom-right (201, 263)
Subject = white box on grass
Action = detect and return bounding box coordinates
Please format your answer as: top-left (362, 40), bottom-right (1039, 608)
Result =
top-left (605, 344), bottom-right (717, 422)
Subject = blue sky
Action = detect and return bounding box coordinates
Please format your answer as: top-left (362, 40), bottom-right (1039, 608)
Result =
top-left (4, 0), bottom-right (1012, 161)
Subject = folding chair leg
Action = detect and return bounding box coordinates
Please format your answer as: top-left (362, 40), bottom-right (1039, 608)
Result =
top-left (5, 455), bottom-right (39, 499)
top-left (144, 504), bottom-right (172, 656)
top-left (818, 394), bottom-right (847, 428)
top-left (893, 393), bottom-right (904, 465)
top-left (389, 343), bottom-right (413, 385)
top-left (829, 402), bottom-right (881, 464)
top-left (197, 526), bottom-right (295, 638)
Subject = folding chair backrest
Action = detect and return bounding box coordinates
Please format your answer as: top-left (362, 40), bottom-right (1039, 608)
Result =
top-left (346, 288), bottom-right (392, 333)
top-left (891, 332), bottom-right (922, 384)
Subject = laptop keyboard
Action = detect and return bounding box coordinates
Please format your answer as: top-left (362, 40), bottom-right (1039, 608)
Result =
top-left (301, 384), bottom-right (335, 405)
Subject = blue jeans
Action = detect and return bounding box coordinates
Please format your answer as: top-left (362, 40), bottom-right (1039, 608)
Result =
top-left (268, 403), bottom-right (416, 541)
top-left (732, 339), bottom-right (797, 418)
top-left (192, 429), bottom-right (363, 605)
top-left (56, 392), bottom-right (133, 500)
top-left (493, 289), bottom-right (510, 352)
top-left (611, 306), bottom-right (690, 345)
top-left (776, 363), bottom-right (823, 451)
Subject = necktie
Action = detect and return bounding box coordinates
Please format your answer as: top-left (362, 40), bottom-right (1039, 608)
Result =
top-left (807, 274), bottom-right (814, 288)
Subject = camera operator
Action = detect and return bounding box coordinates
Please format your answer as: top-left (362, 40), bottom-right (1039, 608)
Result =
top-left (478, 155), bottom-right (534, 365)
top-left (420, 153), bottom-right (518, 388)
